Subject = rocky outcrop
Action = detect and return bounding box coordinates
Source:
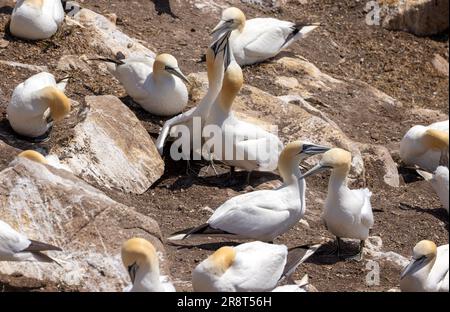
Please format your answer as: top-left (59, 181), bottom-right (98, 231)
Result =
top-left (359, 143), bottom-right (400, 188)
top-left (0, 157), bottom-right (168, 292)
top-left (51, 95), bottom-right (164, 194)
top-left (0, 140), bottom-right (20, 172)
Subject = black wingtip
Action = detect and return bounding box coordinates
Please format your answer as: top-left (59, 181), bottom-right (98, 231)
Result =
top-left (25, 240), bottom-right (62, 252)
top-left (281, 244), bottom-right (321, 281)
top-left (171, 223), bottom-right (233, 240)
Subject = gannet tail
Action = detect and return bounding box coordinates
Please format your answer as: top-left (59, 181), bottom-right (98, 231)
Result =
top-left (282, 23), bottom-right (320, 49)
top-left (280, 243), bottom-right (321, 282)
top-left (25, 240), bottom-right (62, 252)
top-left (168, 223), bottom-right (232, 241)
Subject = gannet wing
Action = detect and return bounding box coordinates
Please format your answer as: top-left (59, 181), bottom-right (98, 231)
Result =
top-left (0, 221), bottom-right (30, 256)
top-left (281, 244), bottom-right (321, 282)
top-left (243, 26), bottom-right (289, 61)
top-left (359, 189), bottom-right (374, 229)
top-left (429, 245), bottom-right (449, 292)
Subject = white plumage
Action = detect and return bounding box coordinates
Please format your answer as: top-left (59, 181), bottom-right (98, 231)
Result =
top-left (10, 0), bottom-right (65, 40)
top-left (431, 166), bottom-right (449, 213)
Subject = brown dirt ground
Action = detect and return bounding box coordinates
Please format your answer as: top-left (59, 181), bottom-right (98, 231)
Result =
top-left (0, 0), bottom-right (448, 292)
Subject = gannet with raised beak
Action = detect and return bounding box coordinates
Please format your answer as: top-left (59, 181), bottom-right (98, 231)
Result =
top-left (400, 240), bottom-right (449, 292)
top-left (7, 72), bottom-right (71, 139)
top-left (0, 220), bottom-right (61, 263)
top-left (203, 50), bottom-right (283, 173)
top-left (10, 0), bottom-right (65, 40)
top-left (299, 148), bottom-right (374, 260)
top-left (400, 121), bottom-right (449, 172)
top-left (156, 24), bottom-right (234, 156)
top-left (192, 241), bottom-right (317, 292)
top-left (104, 54), bottom-right (189, 117)
top-left (169, 142), bottom-right (330, 242)
top-left (121, 238), bottom-right (175, 292)
top-left (212, 7), bottom-right (320, 66)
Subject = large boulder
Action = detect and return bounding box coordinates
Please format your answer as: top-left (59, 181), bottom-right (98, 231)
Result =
top-left (51, 95), bottom-right (164, 194)
top-left (379, 0), bottom-right (449, 36)
top-left (0, 157), bottom-right (168, 292)
top-left (0, 140), bottom-right (20, 172)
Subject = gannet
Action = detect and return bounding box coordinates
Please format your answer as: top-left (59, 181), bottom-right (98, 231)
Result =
top-left (192, 242), bottom-right (317, 292)
top-left (0, 219), bottom-right (61, 263)
top-left (431, 166), bottom-right (449, 213)
top-left (169, 142), bottom-right (330, 242)
top-left (400, 240), bottom-right (449, 292)
top-left (299, 148), bottom-right (374, 260)
top-left (203, 50), bottom-right (283, 173)
top-left (400, 120), bottom-right (449, 172)
top-left (104, 54), bottom-right (189, 117)
top-left (17, 150), bottom-right (72, 172)
top-left (7, 72), bottom-right (71, 139)
top-left (121, 238), bottom-right (175, 292)
top-left (10, 0), bottom-right (65, 40)
top-left (272, 275), bottom-right (310, 292)
top-left (212, 7), bottom-right (320, 66)
top-left (156, 26), bottom-right (234, 156)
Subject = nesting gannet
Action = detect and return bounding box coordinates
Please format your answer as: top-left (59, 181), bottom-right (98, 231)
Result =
top-left (212, 7), bottom-right (320, 66)
top-left (400, 241), bottom-right (449, 292)
top-left (7, 72), bottom-right (71, 139)
top-left (156, 26), bottom-right (234, 156)
top-left (400, 120), bottom-right (449, 172)
top-left (0, 220), bottom-right (61, 262)
top-left (103, 54), bottom-right (189, 117)
top-left (121, 238), bottom-right (175, 292)
top-left (193, 241), bottom-right (316, 292)
top-left (169, 142), bottom-right (330, 242)
top-left (10, 0), bottom-right (65, 40)
top-left (17, 150), bottom-right (72, 172)
top-left (203, 51), bottom-right (283, 173)
top-left (299, 148), bottom-right (374, 260)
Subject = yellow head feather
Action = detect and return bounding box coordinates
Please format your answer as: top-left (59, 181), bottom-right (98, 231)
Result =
top-left (208, 246), bottom-right (236, 275)
top-left (413, 240), bottom-right (437, 260)
top-left (423, 129), bottom-right (449, 151)
top-left (121, 238), bottom-right (159, 270)
top-left (18, 150), bottom-right (48, 165)
top-left (40, 87), bottom-right (71, 122)
top-left (153, 54), bottom-right (179, 73)
top-left (221, 7), bottom-right (246, 31)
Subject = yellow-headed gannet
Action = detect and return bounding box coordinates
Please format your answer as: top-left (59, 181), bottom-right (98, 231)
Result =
top-left (400, 240), bottom-right (449, 292)
top-left (10, 0), bottom-right (65, 40)
top-left (103, 54), bottom-right (189, 117)
top-left (17, 150), bottom-right (72, 172)
top-left (212, 7), bottom-right (320, 66)
top-left (121, 238), bottom-right (175, 292)
top-left (7, 72), bottom-right (71, 139)
top-left (0, 220), bottom-right (61, 263)
top-left (299, 148), bottom-right (374, 260)
top-left (169, 142), bottom-right (330, 242)
top-left (400, 120), bottom-right (449, 172)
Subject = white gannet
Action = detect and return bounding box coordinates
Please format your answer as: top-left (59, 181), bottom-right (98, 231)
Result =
top-left (400, 121), bottom-right (449, 172)
top-left (400, 240), bottom-right (449, 292)
top-left (16, 150), bottom-right (72, 172)
top-left (431, 166), bottom-right (449, 213)
top-left (299, 148), bottom-right (374, 260)
top-left (192, 241), bottom-right (317, 292)
top-left (212, 7), bottom-right (320, 66)
top-left (104, 54), bottom-right (189, 117)
top-left (203, 51), bottom-right (283, 173)
top-left (10, 0), bottom-right (65, 40)
top-left (0, 219), bottom-right (61, 263)
top-left (121, 238), bottom-right (175, 292)
top-left (169, 142), bottom-right (330, 242)
top-left (156, 28), bottom-right (234, 156)
top-left (7, 72), bottom-right (71, 139)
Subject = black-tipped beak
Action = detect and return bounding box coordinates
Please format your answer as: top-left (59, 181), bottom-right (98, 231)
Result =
top-left (400, 257), bottom-right (426, 280)
top-left (166, 66), bottom-right (190, 85)
top-left (302, 144), bottom-right (331, 156)
top-left (128, 263), bottom-right (138, 283)
top-left (299, 163), bottom-right (331, 180)
top-left (211, 20), bottom-right (233, 36)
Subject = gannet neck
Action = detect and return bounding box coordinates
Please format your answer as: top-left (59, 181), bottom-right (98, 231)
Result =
top-left (218, 61), bottom-right (243, 113)
top-left (278, 142), bottom-right (303, 185)
top-left (133, 262), bottom-right (164, 292)
top-left (37, 86), bottom-right (71, 122)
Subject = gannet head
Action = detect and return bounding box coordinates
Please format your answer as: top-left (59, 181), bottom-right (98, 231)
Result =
top-left (422, 129), bottom-right (449, 151)
top-left (401, 240), bottom-right (437, 280)
top-left (299, 148), bottom-right (352, 180)
top-left (24, 0), bottom-right (44, 8)
top-left (39, 87), bottom-right (71, 122)
top-left (206, 246), bottom-right (236, 276)
top-left (153, 54), bottom-right (189, 84)
top-left (18, 150), bottom-right (48, 164)
top-left (121, 238), bottom-right (160, 284)
top-left (211, 7), bottom-right (245, 36)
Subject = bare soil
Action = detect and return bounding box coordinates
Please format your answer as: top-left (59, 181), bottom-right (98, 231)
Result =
top-left (0, 0), bottom-right (448, 292)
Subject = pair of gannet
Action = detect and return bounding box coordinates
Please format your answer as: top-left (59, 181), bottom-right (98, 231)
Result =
top-left (102, 54), bottom-right (189, 117)
top-left (212, 7), bottom-right (320, 66)
top-left (7, 72), bottom-right (71, 139)
top-left (169, 142), bottom-right (330, 242)
top-left (401, 240), bottom-right (449, 292)
top-left (10, 0), bottom-right (65, 40)
top-left (300, 148), bottom-right (374, 260)
top-left (0, 220), bottom-right (61, 263)
top-left (121, 238), bottom-right (175, 292)
top-left (193, 241), bottom-right (317, 292)
top-left (400, 120), bottom-right (449, 172)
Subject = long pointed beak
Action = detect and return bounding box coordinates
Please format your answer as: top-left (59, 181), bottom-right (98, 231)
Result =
top-left (302, 144), bottom-right (331, 156)
top-left (299, 163), bottom-right (330, 180)
top-left (211, 20), bottom-right (232, 36)
top-left (400, 257), bottom-right (425, 280)
top-left (166, 67), bottom-right (190, 85)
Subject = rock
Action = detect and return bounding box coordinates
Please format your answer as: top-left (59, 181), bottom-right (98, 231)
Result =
top-left (0, 157), bottom-right (168, 291)
top-left (241, 0), bottom-right (287, 8)
top-left (365, 236), bottom-right (409, 268)
top-left (0, 38), bottom-right (9, 49)
top-left (359, 143), bottom-right (400, 188)
top-left (432, 54), bottom-right (449, 77)
top-left (69, 9), bottom-right (156, 59)
top-left (51, 95), bottom-right (164, 194)
top-left (275, 76), bottom-right (299, 89)
top-left (0, 140), bottom-right (20, 172)
top-left (0, 60), bottom-right (48, 73)
top-left (57, 55), bottom-right (93, 74)
top-left (379, 0), bottom-right (449, 36)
